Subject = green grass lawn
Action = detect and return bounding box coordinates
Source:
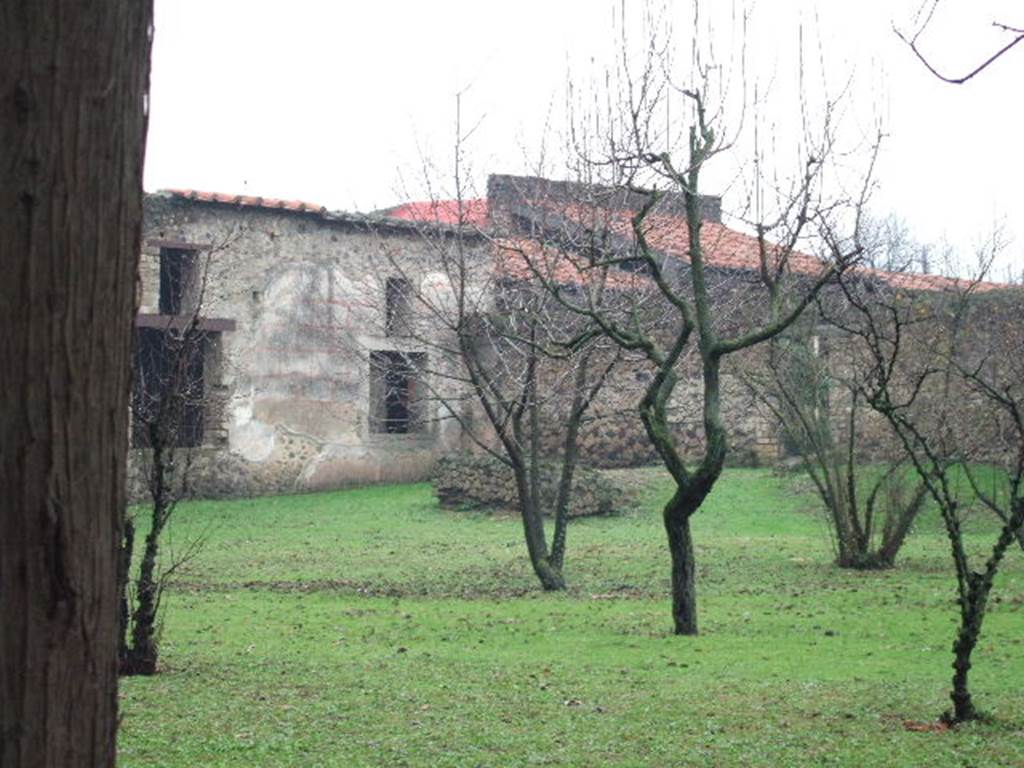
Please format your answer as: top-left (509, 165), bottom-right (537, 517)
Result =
top-left (119, 468), bottom-right (1024, 767)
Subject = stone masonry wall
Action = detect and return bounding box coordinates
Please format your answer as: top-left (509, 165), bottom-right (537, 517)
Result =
top-left (538, 363), bottom-right (780, 469)
top-left (433, 453), bottom-right (631, 517)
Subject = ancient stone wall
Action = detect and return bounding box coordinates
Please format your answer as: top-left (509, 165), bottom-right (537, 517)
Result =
top-left (130, 195), bottom-right (478, 501)
top-left (131, 192), bottom-right (870, 504)
top-left (535, 353), bottom-right (780, 469)
top-left (518, 266), bottom-right (786, 470)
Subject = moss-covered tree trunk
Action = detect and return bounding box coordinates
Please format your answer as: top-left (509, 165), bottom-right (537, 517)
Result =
top-left (945, 499), bottom-right (1024, 723)
top-left (640, 349), bottom-right (728, 635)
top-left (664, 499), bottom-right (699, 634)
top-left (122, 440), bottom-right (173, 676)
top-left (949, 600), bottom-right (982, 723)
top-left (123, 512), bottom-right (167, 675)
top-left (550, 350), bottom-right (594, 572)
top-left (511, 463), bottom-right (566, 591)
top-left (510, 362), bottom-right (566, 591)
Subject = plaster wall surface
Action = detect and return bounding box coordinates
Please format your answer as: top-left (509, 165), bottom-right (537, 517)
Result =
top-left (130, 196), bottom-right (469, 500)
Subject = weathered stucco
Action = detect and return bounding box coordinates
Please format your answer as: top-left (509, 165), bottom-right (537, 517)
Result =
top-left (129, 195), bottom-right (472, 501)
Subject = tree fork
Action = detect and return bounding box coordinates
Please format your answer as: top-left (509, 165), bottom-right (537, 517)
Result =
top-left (512, 467), bottom-right (566, 591)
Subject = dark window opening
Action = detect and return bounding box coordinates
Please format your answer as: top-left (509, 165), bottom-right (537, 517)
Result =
top-left (159, 248), bottom-right (196, 315)
top-left (131, 327), bottom-right (207, 448)
top-left (369, 350), bottom-right (426, 434)
top-left (384, 277), bottom-right (412, 336)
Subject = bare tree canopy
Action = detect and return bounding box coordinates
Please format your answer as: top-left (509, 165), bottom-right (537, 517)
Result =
top-left (344, 166), bottom-right (622, 590)
top-left (828, 264), bottom-right (1024, 723)
top-left (501, 5), bottom-right (883, 633)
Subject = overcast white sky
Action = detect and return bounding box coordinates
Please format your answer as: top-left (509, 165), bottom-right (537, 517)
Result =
top-left (144, 0), bottom-right (1023, 274)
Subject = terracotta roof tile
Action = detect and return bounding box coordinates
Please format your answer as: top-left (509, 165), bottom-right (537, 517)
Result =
top-left (162, 188), bottom-right (1015, 295)
top-left (382, 199), bottom-right (489, 227)
top-left (493, 238), bottom-right (649, 291)
top-left (163, 188), bottom-right (327, 215)
top-left (547, 204), bottom-right (829, 277)
top-left (511, 198), bottom-right (1014, 294)
top-left (547, 204), bottom-right (1015, 293)
top-left (861, 267), bottom-right (1008, 293)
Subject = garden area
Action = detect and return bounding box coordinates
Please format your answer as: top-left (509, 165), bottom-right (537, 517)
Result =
top-left (118, 468), bottom-right (1024, 767)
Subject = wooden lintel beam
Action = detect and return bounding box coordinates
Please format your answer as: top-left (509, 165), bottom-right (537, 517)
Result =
top-left (134, 313), bottom-right (236, 332)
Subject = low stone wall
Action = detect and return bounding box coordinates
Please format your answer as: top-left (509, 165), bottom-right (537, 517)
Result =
top-left (433, 453), bottom-right (631, 517)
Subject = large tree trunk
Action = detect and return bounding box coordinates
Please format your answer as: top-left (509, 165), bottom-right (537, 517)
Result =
top-left (0, 2), bottom-right (153, 765)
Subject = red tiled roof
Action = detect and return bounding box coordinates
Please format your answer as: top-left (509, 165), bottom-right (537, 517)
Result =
top-left (163, 188), bottom-right (327, 215)
top-left (383, 199), bottom-right (489, 228)
top-left (396, 197), bottom-right (1010, 294)
top-left (629, 211), bottom-right (1012, 293)
top-left (493, 238), bottom-right (649, 291)
top-left (161, 188), bottom-right (1012, 294)
top-left (611, 209), bottom-right (1011, 293)
top-left (577, 207), bottom-right (827, 277)
top-left (861, 267), bottom-right (1007, 293)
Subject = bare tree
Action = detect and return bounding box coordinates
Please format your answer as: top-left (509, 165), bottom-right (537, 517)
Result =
top-left (828, 266), bottom-right (1024, 723)
top-left (745, 320), bottom-right (926, 569)
top-left (120, 242), bottom-right (232, 675)
top-left (453, 275), bottom-right (619, 589)
top-left (0, 1), bottom-right (152, 764)
top-left (860, 212), bottom-right (940, 275)
top-left (505, 12), bottom-right (880, 632)
top-left (349, 201), bottom-right (621, 591)
top-left (298, 96), bottom-right (625, 592)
